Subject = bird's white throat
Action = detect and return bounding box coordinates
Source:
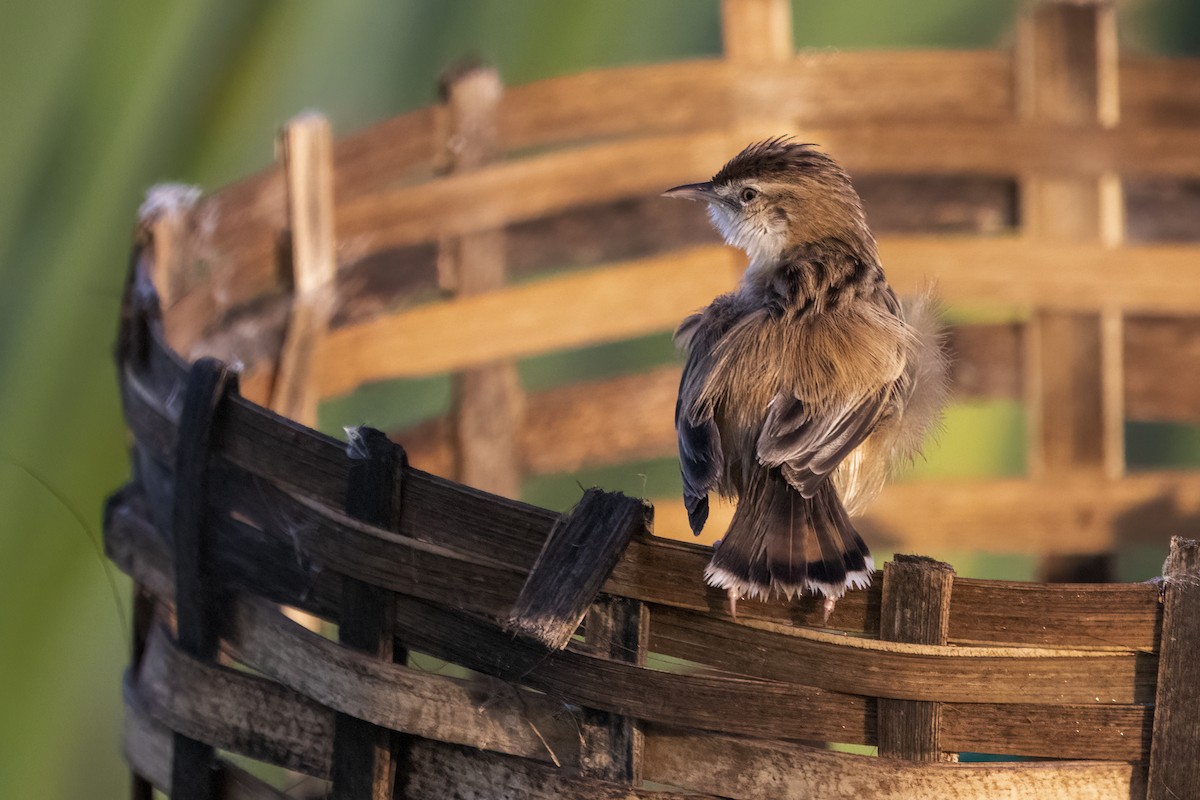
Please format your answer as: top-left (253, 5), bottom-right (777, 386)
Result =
top-left (706, 202), bottom-right (787, 285)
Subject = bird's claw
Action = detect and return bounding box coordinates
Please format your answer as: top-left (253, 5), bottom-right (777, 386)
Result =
top-left (821, 596), bottom-right (837, 625)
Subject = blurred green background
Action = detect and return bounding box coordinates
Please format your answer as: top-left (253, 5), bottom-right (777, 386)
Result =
top-left (1, 1), bottom-right (1197, 796)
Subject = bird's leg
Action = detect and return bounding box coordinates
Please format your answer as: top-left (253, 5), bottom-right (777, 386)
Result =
top-left (821, 595), bottom-right (837, 625)
top-left (728, 587), bottom-right (739, 620)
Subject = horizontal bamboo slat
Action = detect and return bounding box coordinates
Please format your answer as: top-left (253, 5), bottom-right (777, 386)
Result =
top-left (395, 315), bottom-right (1200, 484)
top-left (643, 726), bottom-right (1143, 800)
top-left (311, 238), bottom-right (1200, 397)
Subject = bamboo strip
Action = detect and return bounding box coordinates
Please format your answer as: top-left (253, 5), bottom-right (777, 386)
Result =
top-left (123, 697), bottom-right (296, 800)
top-left (642, 725), bottom-right (1142, 800)
top-left (1146, 537), bottom-right (1200, 798)
top-left (877, 556), bottom-right (957, 761)
top-left (270, 112), bottom-right (338, 426)
top-left (332, 125), bottom-right (1200, 259)
top-left (721, 0), bottom-right (793, 64)
top-left (312, 238), bottom-right (1200, 396)
top-left (438, 65), bottom-right (523, 497)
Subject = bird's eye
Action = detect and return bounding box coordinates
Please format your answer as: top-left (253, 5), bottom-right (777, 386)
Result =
top-left (739, 187), bottom-right (759, 203)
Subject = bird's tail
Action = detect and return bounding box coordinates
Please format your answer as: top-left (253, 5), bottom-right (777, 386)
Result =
top-left (705, 469), bottom-right (873, 601)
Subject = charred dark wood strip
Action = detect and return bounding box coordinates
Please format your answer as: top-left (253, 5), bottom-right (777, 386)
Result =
top-left (127, 568), bottom-right (157, 800)
top-left (134, 623), bottom-right (333, 777)
top-left (609, 537), bottom-right (1158, 651)
top-left (115, 252), bottom-right (182, 798)
top-left (128, 687), bottom-right (704, 800)
top-left (224, 595), bottom-right (582, 767)
top-left (123, 688), bottom-right (304, 800)
top-left (130, 594), bottom-right (584, 773)
top-left (122, 330), bottom-right (557, 566)
top-left (579, 596), bottom-right (649, 784)
top-left (401, 738), bottom-right (713, 800)
top-left (129, 603), bottom-right (584, 777)
top-left (394, 594), bottom-right (874, 745)
top-left (401, 467), bottom-right (554, 566)
top-left (332, 428), bottom-right (403, 800)
top-left (222, 472), bottom-right (538, 621)
top-left (107, 476), bottom-right (342, 621)
top-left (118, 242), bottom-right (185, 389)
top-left (120, 374), bottom-right (178, 467)
top-left (170, 357), bottom-right (238, 800)
top-left (214, 464), bottom-right (528, 615)
top-left (1147, 537), bottom-right (1200, 800)
top-left (221, 394), bottom-right (351, 502)
top-left (508, 489), bottom-right (650, 649)
top-left (646, 604), bottom-right (1155, 705)
top-left (112, 466), bottom-right (527, 622)
top-left (113, 415), bottom-right (1164, 656)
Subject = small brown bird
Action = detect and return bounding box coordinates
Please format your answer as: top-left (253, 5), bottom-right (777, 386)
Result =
top-left (664, 138), bottom-right (947, 616)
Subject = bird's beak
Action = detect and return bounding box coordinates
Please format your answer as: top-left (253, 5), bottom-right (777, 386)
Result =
top-left (662, 181), bottom-right (717, 203)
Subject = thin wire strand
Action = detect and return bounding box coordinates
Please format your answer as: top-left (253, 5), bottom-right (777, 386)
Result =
top-left (2, 458), bottom-right (130, 646)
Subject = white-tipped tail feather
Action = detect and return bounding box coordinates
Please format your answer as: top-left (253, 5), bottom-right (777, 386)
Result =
top-left (705, 554), bottom-right (875, 602)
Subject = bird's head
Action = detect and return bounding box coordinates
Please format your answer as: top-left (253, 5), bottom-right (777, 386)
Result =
top-left (663, 138), bottom-right (873, 274)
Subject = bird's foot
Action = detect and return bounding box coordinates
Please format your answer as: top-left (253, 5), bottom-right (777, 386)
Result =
top-left (821, 596), bottom-right (837, 625)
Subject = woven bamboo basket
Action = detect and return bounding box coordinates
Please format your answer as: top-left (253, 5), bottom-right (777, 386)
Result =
top-left (106, 1), bottom-right (1200, 797)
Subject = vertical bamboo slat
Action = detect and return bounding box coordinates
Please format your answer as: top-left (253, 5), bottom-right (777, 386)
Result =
top-left (1019, 1), bottom-right (1124, 581)
top-left (877, 556), bottom-right (957, 762)
top-left (128, 584), bottom-right (156, 800)
top-left (331, 428), bottom-right (405, 800)
top-left (581, 596), bottom-right (649, 784)
top-left (721, 0), bottom-right (795, 136)
top-left (1147, 537), bottom-right (1200, 799)
top-left (721, 0), bottom-right (793, 64)
top-left (170, 358), bottom-right (239, 800)
top-left (438, 65), bottom-right (524, 498)
top-left (147, 192), bottom-right (194, 312)
top-left (271, 113), bottom-right (338, 427)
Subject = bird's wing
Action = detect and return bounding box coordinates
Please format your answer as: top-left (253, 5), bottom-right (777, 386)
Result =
top-left (752, 248), bottom-right (908, 496)
top-left (674, 305), bottom-right (733, 536)
top-left (756, 389), bottom-right (892, 497)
